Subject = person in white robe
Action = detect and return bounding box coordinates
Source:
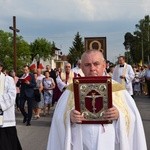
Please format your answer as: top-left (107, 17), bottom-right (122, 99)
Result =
top-left (112, 56), bottom-right (135, 96)
top-left (72, 60), bottom-right (84, 77)
top-left (0, 62), bottom-right (22, 150)
top-left (47, 50), bottom-right (147, 150)
top-left (56, 63), bottom-right (75, 92)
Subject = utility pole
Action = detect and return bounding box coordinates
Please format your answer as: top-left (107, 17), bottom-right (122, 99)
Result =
top-left (9, 16), bottom-right (20, 73)
top-left (141, 34), bottom-right (144, 65)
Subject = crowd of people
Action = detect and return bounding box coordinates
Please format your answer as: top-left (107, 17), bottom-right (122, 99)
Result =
top-left (1, 61), bottom-right (84, 126)
top-left (107, 56), bottom-right (150, 98)
top-left (0, 51), bottom-right (148, 150)
top-left (0, 60), bottom-right (84, 150)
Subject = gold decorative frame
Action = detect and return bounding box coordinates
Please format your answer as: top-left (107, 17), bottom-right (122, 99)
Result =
top-left (84, 37), bottom-right (107, 59)
top-left (73, 76), bottom-right (112, 124)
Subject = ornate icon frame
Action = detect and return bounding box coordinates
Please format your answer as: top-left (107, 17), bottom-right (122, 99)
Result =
top-left (73, 76), bottom-right (112, 124)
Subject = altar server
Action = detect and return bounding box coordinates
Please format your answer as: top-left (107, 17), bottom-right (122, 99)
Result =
top-left (112, 56), bottom-right (135, 96)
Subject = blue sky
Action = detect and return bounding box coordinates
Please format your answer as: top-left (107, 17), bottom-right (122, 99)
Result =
top-left (0, 0), bottom-right (150, 62)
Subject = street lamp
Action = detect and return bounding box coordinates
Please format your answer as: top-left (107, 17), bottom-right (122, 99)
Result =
top-left (141, 16), bottom-right (150, 65)
top-left (9, 16), bottom-right (20, 73)
top-left (146, 16), bottom-right (150, 63)
top-left (141, 33), bottom-right (144, 65)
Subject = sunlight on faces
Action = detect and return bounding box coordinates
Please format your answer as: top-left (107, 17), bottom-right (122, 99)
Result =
top-left (81, 50), bottom-right (106, 76)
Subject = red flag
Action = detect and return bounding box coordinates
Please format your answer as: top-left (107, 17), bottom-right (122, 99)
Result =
top-left (38, 59), bottom-right (44, 69)
top-left (29, 59), bottom-right (37, 70)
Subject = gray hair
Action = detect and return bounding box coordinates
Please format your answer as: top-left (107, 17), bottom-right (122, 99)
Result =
top-left (81, 49), bottom-right (105, 62)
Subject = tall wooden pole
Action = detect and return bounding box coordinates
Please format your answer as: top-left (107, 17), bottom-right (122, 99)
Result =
top-left (9, 16), bottom-right (19, 73)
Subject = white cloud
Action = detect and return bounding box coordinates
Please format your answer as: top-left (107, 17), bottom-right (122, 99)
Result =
top-left (75, 0), bottom-right (95, 21)
top-left (1, 0), bottom-right (150, 22)
top-left (0, 0), bottom-right (150, 62)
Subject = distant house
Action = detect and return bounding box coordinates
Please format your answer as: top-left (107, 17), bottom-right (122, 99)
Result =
top-left (30, 47), bottom-right (68, 71)
top-left (50, 47), bottom-right (68, 69)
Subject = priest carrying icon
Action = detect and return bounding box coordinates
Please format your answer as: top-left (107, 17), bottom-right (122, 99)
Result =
top-left (47, 49), bottom-right (147, 150)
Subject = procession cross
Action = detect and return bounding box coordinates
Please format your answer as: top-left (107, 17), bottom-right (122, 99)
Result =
top-left (85, 92), bottom-right (101, 113)
top-left (9, 16), bottom-right (20, 73)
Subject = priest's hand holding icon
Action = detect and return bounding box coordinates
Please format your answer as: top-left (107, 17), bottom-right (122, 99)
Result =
top-left (70, 109), bottom-right (85, 123)
top-left (103, 106), bottom-right (119, 121)
top-left (70, 106), bottom-right (119, 123)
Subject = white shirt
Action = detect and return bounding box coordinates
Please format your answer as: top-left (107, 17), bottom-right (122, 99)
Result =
top-left (37, 74), bottom-right (45, 81)
top-left (0, 74), bottom-right (16, 128)
top-left (112, 63), bottom-right (135, 95)
top-left (72, 66), bottom-right (84, 77)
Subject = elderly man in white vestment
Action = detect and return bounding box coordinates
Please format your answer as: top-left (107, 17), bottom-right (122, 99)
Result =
top-left (72, 59), bottom-right (84, 77)
top-left (112, 56), bottom-right (135, 97)
top-left (47, 50), bottom-right (147, 150)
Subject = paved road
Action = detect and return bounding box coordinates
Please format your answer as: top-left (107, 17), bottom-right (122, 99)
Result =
top-left (16, 109), bottom-right (53, 150)
top-left (135, 95), bottom-right (150, 150)
top-left (16, 96), bottom-right (150, 150)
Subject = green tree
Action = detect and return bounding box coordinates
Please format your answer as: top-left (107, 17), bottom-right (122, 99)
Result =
top-left (68, 32), bottom-right (85, 65)
top-left (124, 15), bottom-right (150, 64)
top-left (0, 30), bottom-right (30, 73)
top-left (123, 32), bottom-right (140, 64)
top-left (17, 38), bottom-right (31, 72)
top-left (30, 38), bottom-right (54, 62)
top-left (134, 15), bottom-right (150, 64)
